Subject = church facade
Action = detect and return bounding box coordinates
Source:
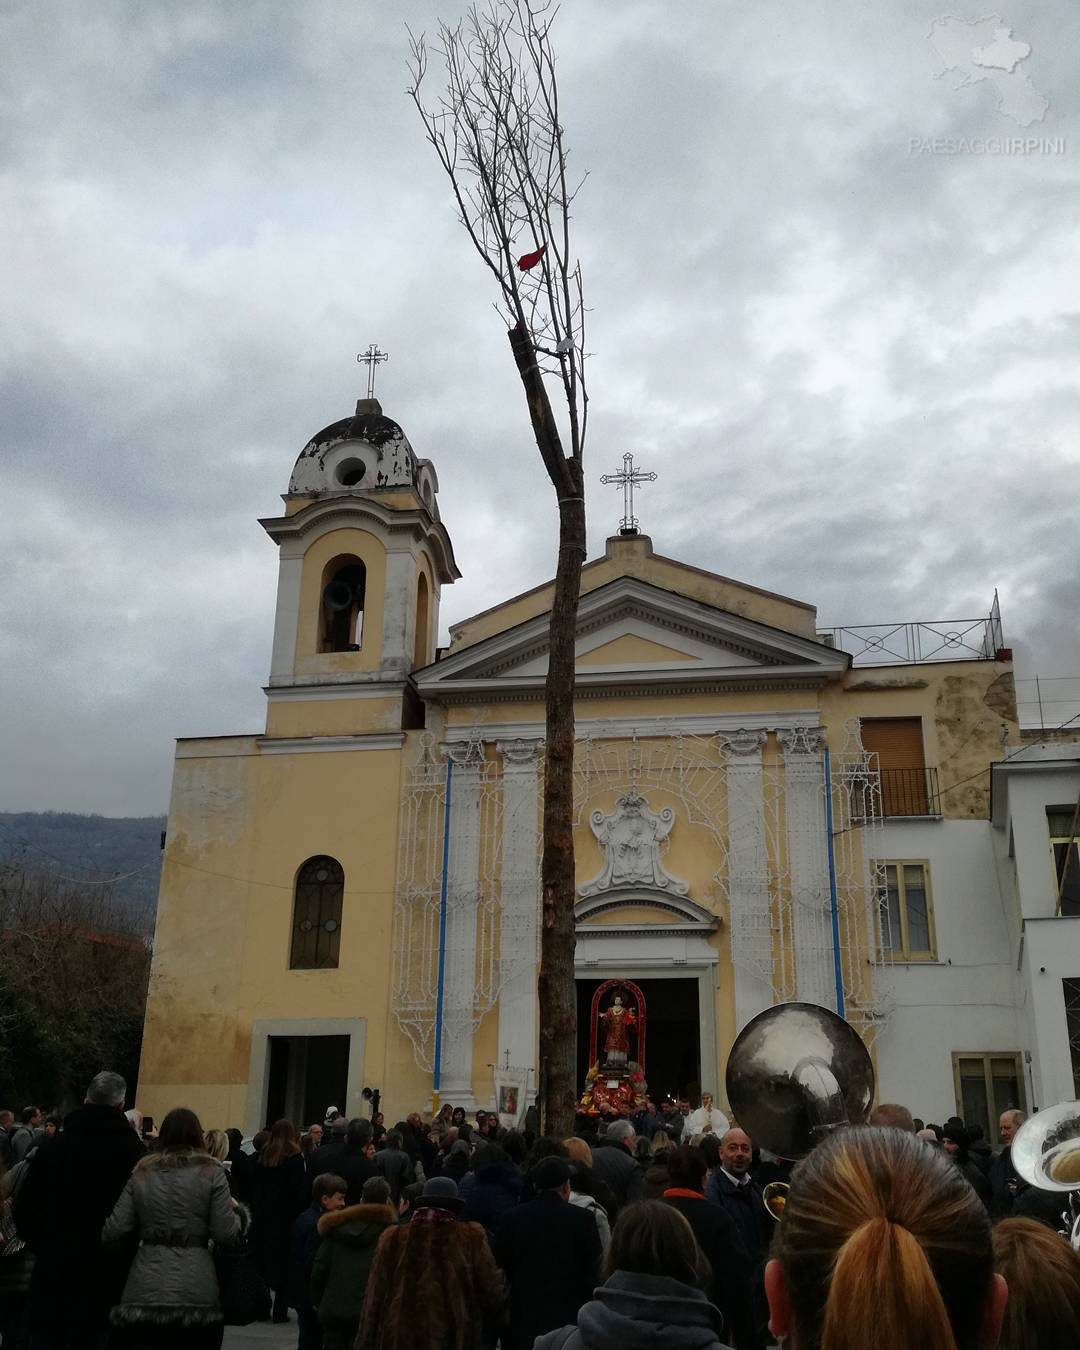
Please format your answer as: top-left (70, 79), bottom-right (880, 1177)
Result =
top-left (138, 398), bottom-right (1024, 1137)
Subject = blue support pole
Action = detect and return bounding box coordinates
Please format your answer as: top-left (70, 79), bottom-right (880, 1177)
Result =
top-left (823, 749), bottom-right (846, 1019)
top-left (432, 757), bottom-right (453, 1112)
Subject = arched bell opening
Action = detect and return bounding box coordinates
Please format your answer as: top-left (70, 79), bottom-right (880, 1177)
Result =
top-left (319, 555), bottom-right (366, 653)
top-left (413, 570), bottom-right (431, 670)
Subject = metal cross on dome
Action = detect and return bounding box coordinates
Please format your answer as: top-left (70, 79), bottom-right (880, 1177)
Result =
top-left (357, 343), bottom-right (389, 399)
top-left (600, 452), bottom-right (657, 536)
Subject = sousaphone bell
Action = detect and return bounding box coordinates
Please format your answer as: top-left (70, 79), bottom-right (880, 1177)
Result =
top-left (1010, 1100), bottom-right (1080, 1250)
top-left (725, 1001), bottom-right (876, 1219)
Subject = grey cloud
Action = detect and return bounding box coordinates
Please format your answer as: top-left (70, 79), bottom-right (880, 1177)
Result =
top-left (1, 0), bottom-right (1077, 813)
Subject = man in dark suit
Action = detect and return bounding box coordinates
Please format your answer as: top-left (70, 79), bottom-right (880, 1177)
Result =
top-left (705, 1127), bottom-right (770, 1267)
top-left (492, 1156), bottom-right (602, 1350)
top-left (14, 1070), bottom-right (145, 1350)
top-left (308, 1117), bottom-right (378, 1205)
top-left (662, 1145), bottom-right (756, 1349)
top-left (989, 1108), bottom-right (1026, 1218)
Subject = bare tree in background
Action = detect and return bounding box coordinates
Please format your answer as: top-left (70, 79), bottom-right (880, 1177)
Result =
top-left (0, 858), bottom-right (151, 1108)
top-left (409, 0), bottom-right (587, 1134)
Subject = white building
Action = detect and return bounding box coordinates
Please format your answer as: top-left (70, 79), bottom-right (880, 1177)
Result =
top-left (991, 740), bottom-right (1080, 1111)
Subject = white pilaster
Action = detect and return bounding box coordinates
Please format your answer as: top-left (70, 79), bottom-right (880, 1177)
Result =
top-left (778, 727), bottom-right (834, 1007)
top-left (381, 548), bottom-right (416, 676)
top-left (439, 742), bottom-right (483, 1108)
top-left (721, 729), bottom-right (774, 1030)
top-left (496, 739), bottom-right (542, 1091)
top-left (269, 553), bottom-right (303, 681)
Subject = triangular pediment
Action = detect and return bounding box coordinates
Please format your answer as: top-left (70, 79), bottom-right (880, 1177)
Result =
top-left (577, 634), bottom-right (696, 666)
top-left (416, 576), bottom-right (848, 700)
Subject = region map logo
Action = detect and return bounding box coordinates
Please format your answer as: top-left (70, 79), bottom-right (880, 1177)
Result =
top-left (911, 13), bottom-right (1062, 155)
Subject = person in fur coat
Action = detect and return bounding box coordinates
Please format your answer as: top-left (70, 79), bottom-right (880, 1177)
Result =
top-left (357, 1177), bottom-right (506, 1350)
top-left (102, 1108), bottom-right (242, 1350)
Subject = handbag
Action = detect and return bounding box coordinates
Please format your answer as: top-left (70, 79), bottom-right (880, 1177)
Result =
top-left (214, 1231), bottom-right (271, 1327)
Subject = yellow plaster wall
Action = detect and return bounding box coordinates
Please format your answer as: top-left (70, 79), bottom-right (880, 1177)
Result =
top-left (293, 528), bottom-right (387, 676)
top-left (583, 905), bottom-right (699, 927)
top-left (449, 534), bottom-right (818, 651)
top-left (264, 696), bottom-right (403, 739)
top-left (139, 740), bottom-right (406, 1128)
top-left (578, 634), bottom-right (697, 665)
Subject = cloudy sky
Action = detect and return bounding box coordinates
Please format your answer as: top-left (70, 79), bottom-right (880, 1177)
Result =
top-left (2, 0), bottom-right (1077, 816)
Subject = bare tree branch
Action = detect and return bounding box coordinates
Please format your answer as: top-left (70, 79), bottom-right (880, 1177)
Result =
top-left (408, 0), bottom-right (589, 1133)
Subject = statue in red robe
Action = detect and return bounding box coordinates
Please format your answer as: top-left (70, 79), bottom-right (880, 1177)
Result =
top-left (599, 992), bottom-right (637, 1070)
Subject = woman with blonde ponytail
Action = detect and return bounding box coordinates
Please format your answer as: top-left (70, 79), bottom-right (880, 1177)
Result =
top-left (765, 1127), bottom-right (1008, 1350)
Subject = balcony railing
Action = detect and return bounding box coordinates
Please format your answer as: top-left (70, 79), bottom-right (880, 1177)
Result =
top-left (879, 767), bottom-right (941, 817)
top-left (846, 766), bottom-right (942, 819)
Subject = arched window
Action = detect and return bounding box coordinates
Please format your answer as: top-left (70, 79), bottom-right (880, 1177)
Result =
top-left (413, 571), bottom-right (430, 669)
top-left (289, 856), bottom-right (344, 969)
top-left (320, 557), bottom-right (366, 653)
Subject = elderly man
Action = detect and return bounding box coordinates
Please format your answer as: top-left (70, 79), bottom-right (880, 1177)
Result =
top-left (706, 1127), bottom-right (770, 1267)
top-left (14, 1071), bottom-right (145, 1350)
top-left (989, 1108), bottom-right (1027, 1218)
top-left (687, 1091), bottom-right (730, 1136)
top-left (588, 1118), bottom-right (643, 1217)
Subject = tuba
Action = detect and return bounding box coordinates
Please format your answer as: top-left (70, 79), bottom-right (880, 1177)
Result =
top-left (1010, 1101), bottom-right (1080, 1250)
top-left (725, 1001), bottom-right (876, 1217)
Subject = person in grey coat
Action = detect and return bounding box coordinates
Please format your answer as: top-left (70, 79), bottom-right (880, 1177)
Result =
top-left (102, 1107), bottom-right (242, 1350)
top-left (536, 1200), bottom-right (731, 1350)
top-left (588, 1120), bottom-right (644, 1220)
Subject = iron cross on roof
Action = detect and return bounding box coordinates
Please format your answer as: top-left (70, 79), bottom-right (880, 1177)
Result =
top-left (600, 452), bottom-right (657, 536)
top-left (357, 343), bottom-right (389, 399)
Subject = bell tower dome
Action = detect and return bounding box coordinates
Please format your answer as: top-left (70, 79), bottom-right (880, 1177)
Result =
top-left (258, 397), bottom-right (459, 739)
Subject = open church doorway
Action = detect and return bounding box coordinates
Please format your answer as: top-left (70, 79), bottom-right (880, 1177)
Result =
top-left (575, 977), bottom-right (701, 1106)
top-left (265, 1034), bottom-right (349, 1129)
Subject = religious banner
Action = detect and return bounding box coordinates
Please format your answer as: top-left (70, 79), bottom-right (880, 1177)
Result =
top-left (493, 1066), bottom-right (529, 1131)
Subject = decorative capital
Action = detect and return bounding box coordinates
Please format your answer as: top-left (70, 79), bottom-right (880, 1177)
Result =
top-left (443, 732), bottom-right (486, 766)
top-left (496, 737), bottom-right (543, 766)
top-left (776, 726), bottom-right (827, 757)
top-left (718, 728), bottom-right (767, 757)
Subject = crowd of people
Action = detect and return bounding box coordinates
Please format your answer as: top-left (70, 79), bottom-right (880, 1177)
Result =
top-left (3, 1077), bottom-right (1080, 1349)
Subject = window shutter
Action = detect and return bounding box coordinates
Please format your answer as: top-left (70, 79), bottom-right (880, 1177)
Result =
top-left (861, 719), bottom-right (926, 815)
top-left (860, 719), bottom-right (925, 769)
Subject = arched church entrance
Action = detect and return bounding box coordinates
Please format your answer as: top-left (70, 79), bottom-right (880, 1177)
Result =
top-left (574, 886), bottom-right (720, 1105)
top-left (575, 975), bottom-right (701, 1103)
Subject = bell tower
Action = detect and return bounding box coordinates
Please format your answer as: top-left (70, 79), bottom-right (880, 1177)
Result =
top-left (259, 397), bottom-right (459, 738)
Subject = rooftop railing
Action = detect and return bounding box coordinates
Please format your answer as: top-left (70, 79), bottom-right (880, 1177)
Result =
top-left (818, 593), bottom-right (1005, 667)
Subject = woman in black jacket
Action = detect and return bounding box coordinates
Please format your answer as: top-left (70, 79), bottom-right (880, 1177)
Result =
top-left (536, 1200), bottom-right (729, 1350)
top-left (248, 1120), bottom-right (308, 1324)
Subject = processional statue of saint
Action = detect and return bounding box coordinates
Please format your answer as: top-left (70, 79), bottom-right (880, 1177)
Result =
top-left (598, 991), bottom-right (638, 1071)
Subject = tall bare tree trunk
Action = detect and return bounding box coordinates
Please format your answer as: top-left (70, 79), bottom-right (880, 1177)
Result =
top-left (412, 7), bottom-right (590, 1137)
top-left (509, 320), bottom-right (584, 1136)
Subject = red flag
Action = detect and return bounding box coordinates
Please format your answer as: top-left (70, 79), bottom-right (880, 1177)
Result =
top-left (517, 244), bottom-right (546, 271)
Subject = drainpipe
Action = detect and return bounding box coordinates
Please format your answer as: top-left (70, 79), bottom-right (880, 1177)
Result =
top-left (824, 749), bottom-right (846, 1018)
top-left (432, 756), bottom-right (453, 1114)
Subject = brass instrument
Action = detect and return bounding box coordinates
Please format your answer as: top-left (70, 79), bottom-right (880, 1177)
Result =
top-left (1010, 1101), bottom-right (1080, 1250)
top-left (762, 1180), bottom-right (788, 1221)
top-left (725, 1000), bottom-right (876, 1204)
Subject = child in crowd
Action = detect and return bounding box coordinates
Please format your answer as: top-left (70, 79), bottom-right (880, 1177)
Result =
top-left (311, 1176), bottom-right (398, 1350)
top-left (289, 1171), bottom-right (347, 1350)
